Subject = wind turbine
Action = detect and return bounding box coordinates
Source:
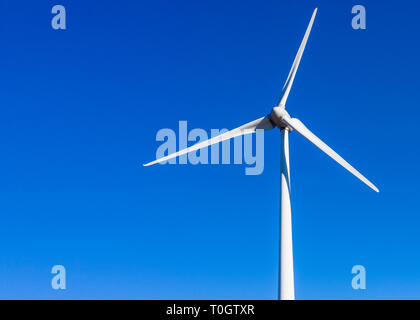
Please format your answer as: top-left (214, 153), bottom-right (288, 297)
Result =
top-left (144, 8), bottom-right (379, 300)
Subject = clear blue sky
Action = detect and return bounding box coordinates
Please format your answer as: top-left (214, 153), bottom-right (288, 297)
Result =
top-left (0, 0), bottom-right (419, 299)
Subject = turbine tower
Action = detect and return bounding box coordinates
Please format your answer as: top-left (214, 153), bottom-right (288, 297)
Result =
top-left (144, 8), bottom-right (379, 300)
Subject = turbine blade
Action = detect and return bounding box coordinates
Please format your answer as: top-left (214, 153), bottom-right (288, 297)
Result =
top-left (278, 8), bottom-right (317, 107)
top-left (282, 117), bottom-right (379, 193)
top-left (143, 116), bottom-right (274, 167)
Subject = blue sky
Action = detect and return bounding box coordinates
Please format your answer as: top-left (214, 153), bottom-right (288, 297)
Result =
top-left (0, 0), bottom-right (419, 299)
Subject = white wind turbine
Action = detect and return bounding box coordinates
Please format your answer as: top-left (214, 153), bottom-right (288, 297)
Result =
top-left (144, 8), bottom-right (379, 300)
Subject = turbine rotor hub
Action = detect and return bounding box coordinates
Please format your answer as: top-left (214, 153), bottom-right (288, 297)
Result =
top-left (270, 106), bottom-right (293, 131)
